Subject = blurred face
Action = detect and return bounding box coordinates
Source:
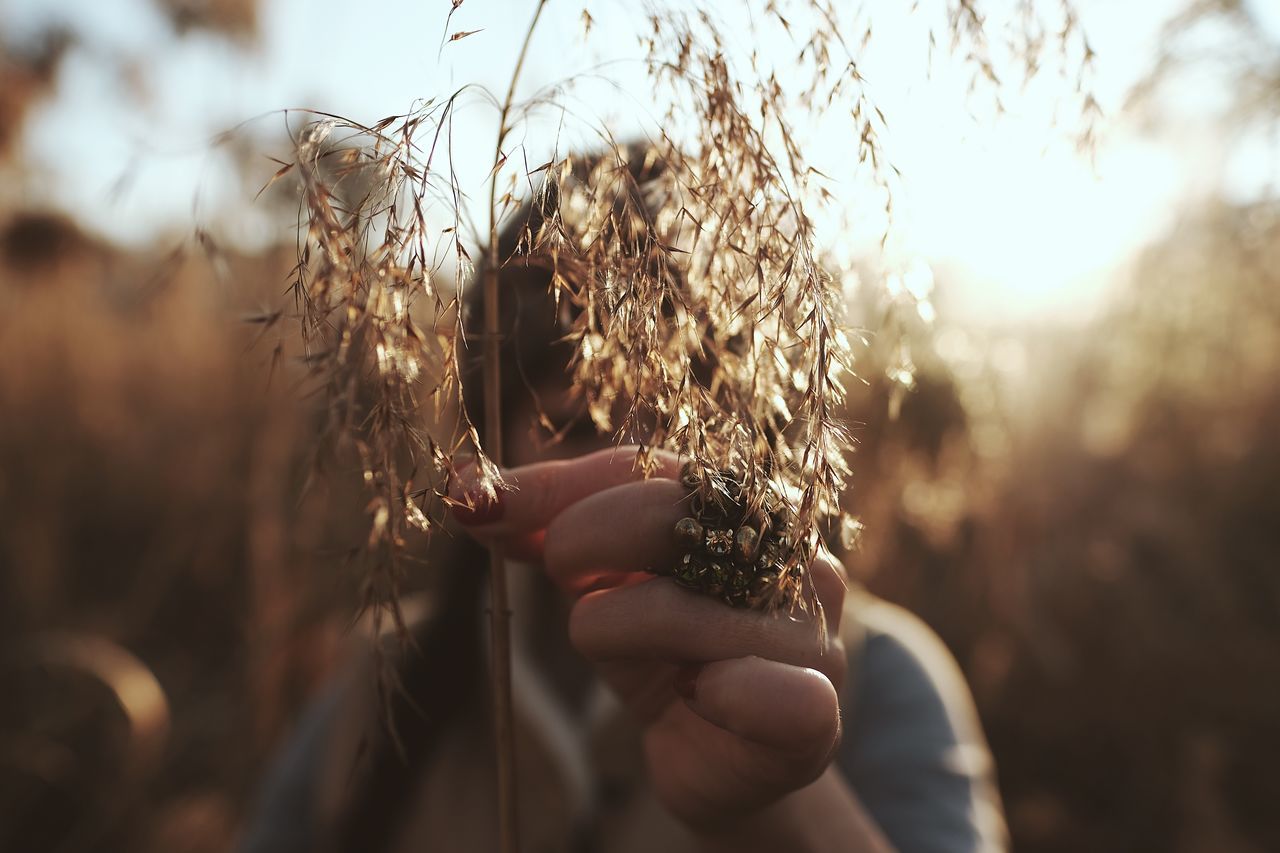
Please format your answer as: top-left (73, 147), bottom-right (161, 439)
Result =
top-left (504, 380), bottom-right (607, 468)
top-left (493, 264), bottom-right (654, 468)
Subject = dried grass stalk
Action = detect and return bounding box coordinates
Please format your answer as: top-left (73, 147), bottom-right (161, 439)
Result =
top-left (265, 1), bottom-right (1093, 847)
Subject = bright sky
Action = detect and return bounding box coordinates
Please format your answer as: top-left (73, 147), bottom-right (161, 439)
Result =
top-left (3, 0), bottom-right (1276, 324)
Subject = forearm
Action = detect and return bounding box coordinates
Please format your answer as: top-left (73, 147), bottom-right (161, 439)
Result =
top-left (692, 767), bottom-right (896, 853)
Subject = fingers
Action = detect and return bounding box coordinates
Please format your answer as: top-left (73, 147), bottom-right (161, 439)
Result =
top-left (541, 478), bottom-right (690, 592)
top-left (807, 547), bottom-right (848, 638)
top-left (569, 575), bottom-right (847, 687)
top-left (683, 656), bottom-right (841, 765)
top-left (453, 445), bottom-right (680, 537)
top-left (539, 475), bottom-right (847, 627)
top-left (647, 657), bottom-right (842, 826)
top-left (456, 441), bottom-right (848, 641)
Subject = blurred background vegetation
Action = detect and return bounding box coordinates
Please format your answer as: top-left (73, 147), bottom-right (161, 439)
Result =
top-left (1, 1), bottom-right (1277, 851)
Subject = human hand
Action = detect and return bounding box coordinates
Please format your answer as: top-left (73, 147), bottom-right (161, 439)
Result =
top-left (454, 446), bottom-right (848, 832)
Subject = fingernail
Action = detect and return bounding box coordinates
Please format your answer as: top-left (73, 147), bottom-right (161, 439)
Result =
top-left (451, 491), bottom-right (505, 526)
top-left (673, 664), bottom-right (702, 701)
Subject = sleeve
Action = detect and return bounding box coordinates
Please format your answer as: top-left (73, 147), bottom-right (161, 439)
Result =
top-left (236, 685), bottom-right (342, 853)
top-left (836, 596), bottom-right (1009, 853)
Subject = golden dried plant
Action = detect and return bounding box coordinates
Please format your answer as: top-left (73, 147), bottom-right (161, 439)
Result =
top-left (259, 2), bottom-right (1092, 846)
top-left (273, 0), bottom-right (1093, 622)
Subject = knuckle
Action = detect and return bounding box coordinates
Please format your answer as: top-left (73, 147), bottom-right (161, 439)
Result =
top-left (820, 637), bottom-right (847, 692)
top-left (787, 670), bottom-right (841, 749)
top-left (818, 544), bottom-right (849, 583)
top-left (747, 665), bottom-right (841, 774)
top-left (810, 550), bottom-right (847, 633)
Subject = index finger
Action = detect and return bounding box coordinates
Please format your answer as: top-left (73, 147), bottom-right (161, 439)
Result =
top-left (452, 444), bottom-right (681, 537)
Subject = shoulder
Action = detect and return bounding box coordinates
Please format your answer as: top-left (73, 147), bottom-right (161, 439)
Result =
top-left (837, 590), bottom-right (1008, 853)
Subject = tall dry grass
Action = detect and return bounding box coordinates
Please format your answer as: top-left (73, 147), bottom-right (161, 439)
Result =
top-left (0, 214), bottom-right (361, 852)
top-left (843, 198), bottom-right (1280, 852)
top-left (9, 2), bottom-right (1278, 852)
top-left (2, 181), bottom-right (1278, 853)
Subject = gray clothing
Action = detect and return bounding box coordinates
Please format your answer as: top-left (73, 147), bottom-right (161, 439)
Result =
top-left (240, 589), bottom-right (1006, 852)
top-left (841, 595), bottom-right (1007, 852)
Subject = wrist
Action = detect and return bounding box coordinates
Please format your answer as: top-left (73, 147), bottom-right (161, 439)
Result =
top-left (690, 768), bottom-right (894, 853)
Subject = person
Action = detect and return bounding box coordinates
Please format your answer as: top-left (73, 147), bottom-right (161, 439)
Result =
top-left (238, 151), bottom-right (1008, 853)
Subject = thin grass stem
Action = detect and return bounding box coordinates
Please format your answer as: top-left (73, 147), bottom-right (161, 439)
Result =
top-left (484, 4), bottom-right (548, 852)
